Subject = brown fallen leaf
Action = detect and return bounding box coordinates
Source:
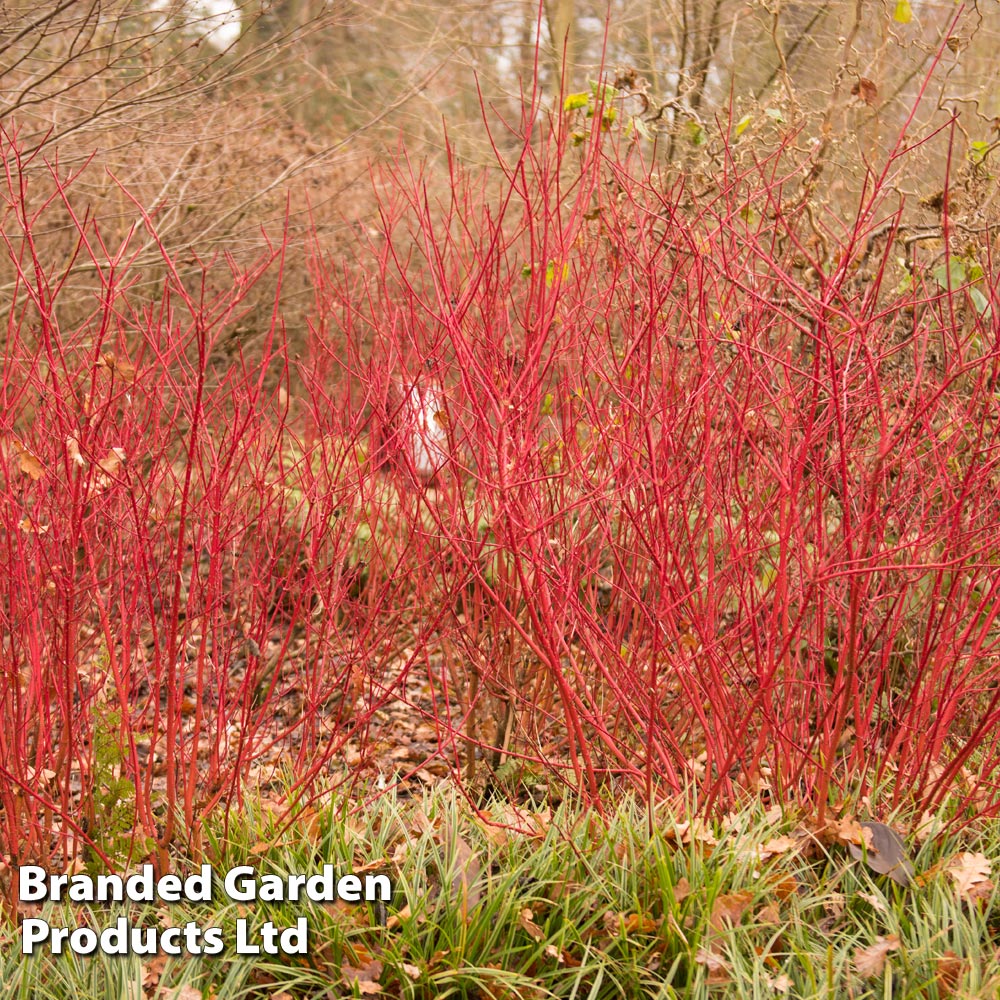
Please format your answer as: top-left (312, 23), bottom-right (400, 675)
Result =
top-left (448, 830), bottom-right (483, 918)
top-left (158, 987), bottom-right (202, 1000)
top-left (935, 950), bottom-right (967, 997)
top-left (695, 946), bottom-right (731, 983)
top-left (341, 958), bottom-right (383, 995)
top-left (828, 816), bottom-right (871, 849)
top-left (710, 890), bottom-right (754, 931)
top-left (518, 907), bottom-right (545, 942)
top-left (621, 912), bottom-right (659, 935)
top-left (766, 972), bottom-right (793, 993)
top-left (758, 835), bottom-right (799, 858)
top-left (854, 934), bottom-right (901, 978)
top-left (947, 851), bottom-right (994, 901)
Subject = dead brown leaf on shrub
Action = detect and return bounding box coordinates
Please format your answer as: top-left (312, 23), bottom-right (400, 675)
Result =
top-left (854, 935), bottom-right (901, 978)
top-left (15, 440), bottom-right (44, 480)
top-left (103, 352), bottom-right (137, 381)
top-left (98, 447), bottom-right (127, 477)
top-left (851, 77), bottom-right (879, 106)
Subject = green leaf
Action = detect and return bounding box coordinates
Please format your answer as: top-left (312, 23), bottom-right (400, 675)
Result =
top-left (893, 0), bottom-right (913, 24)
top-left (687, 120), bottom-right (707, 146)
top-left (636, 116), bottom-right (653, 140)
top-left (564, 92), bottom-right (590, 111)
top-left (932, 259), bottom-right (968, 290)
top-left (735, 113), bottom-right (753, 137)
top-left (969, 287), bottom-right (992, 318)
top-left (970, 140), bottom-right (990, 165)
top-left (765, 107), bottom-right (785, 124)
top-left (540, 392), bottom-right (555, 416)
top-left (545, 261), bottom-right (569, 287)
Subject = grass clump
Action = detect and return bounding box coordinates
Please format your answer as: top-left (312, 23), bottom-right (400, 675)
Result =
top-left (5, 783), bottom-right (998, 998)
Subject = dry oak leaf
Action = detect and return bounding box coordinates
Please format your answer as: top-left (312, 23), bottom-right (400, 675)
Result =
top-left (854, 934), bottom-right (901, 978)
top-left (695, 946), bottom-right (731, 983)
top-left (518, 908), bottom-right (545, 942)
top-left (827, 817), bottom-right (872, 849)
top-left (15, 440), bottom-right (44, 480)
top-left (98, 447), bottom-right (127, 476)
top-left (766, 973), bottom-right (793, 993)
top-left (710, 890), bottom-right (755, 930)
top-left (103, 352), bottom-right (137, 381)
top-left (671, 819), bottom-right (717, 846)
top-left (758, 835), bottom-right (799, 858)
top-left (341, 958), bottom-right (383, 995)
top-left (947, 852), bottom-right (994, 901)
top-left (935, 950), bottom-right (968, 997)
top-left (851, 77), bottom-right (879, 106)
top-left (158, 987), bottom-right (202, 1000)
top-left (66, 436), bottom-right (85, 468)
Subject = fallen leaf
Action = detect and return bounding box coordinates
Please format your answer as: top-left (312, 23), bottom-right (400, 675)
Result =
top-left (518, 907), bottom-right (545, 942)
top-left (758, 835), bottom-right (799, 858)
top-left (829, 816), bottom-right (871, 848)
top-left (856, 891), bottom-right (888, 913)
top-left (158, 987), bottom-right (202, 1000)
top-left (854, 935), bottom-right (901, 978)
top-left (710, 890), bottom-right (754, 930)
top-left (385, 902), bottom-right (411, 930)
top-left (935, 950), bottom-right (967, 997)
top-left (947, 852), bottom-right (994, 901)
top-left (621, 912), bottom-right (659, 934)
top-left (766, 972), bottom-right (793, 993)
top-left (341, 958), bottom-right (383, 995)
top-left (672, 819), bottom-right (717, 845)
top-left (448, 831), bottom-right (482, 917)
top-left (847, 822), bottom-right (914, 886)
top-left (695, 946), bottom-right (731, 983)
